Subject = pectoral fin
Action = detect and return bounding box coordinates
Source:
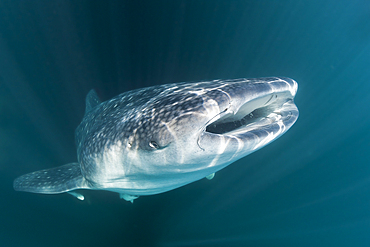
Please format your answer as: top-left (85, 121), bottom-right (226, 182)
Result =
top-left (13, 163), bottom-right (89, 194)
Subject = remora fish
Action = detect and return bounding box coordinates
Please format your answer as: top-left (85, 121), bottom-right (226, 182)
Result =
top-left (14, 77), bottom-right (298, 202)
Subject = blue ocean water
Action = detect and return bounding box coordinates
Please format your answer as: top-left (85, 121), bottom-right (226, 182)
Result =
top-left (1, 1), bottom-right (369, 246)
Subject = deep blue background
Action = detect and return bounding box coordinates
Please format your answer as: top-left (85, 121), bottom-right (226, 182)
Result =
top-left (1, 1), bottom-right (370, 246)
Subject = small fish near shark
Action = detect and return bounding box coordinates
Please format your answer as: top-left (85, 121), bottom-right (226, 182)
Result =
top-left (14, 77), bottom-right (299, 203)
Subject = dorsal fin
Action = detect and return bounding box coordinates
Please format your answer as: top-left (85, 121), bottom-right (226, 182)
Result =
top-left (85, 89), bottom-right (101, 115)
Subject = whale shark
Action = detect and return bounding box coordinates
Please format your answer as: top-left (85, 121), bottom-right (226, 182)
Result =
top-left (13, 77), bottom-right (299, 202)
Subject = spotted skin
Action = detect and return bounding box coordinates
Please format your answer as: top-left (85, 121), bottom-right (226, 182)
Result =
top-left (13, 77), bottom-right (299, 201)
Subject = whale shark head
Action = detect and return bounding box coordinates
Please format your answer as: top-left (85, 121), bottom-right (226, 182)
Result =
top-left (14, 77), bottom-right (298, 202)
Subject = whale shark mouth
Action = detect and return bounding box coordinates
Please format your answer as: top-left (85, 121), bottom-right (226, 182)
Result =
top-left (206, 106), bottom-right (274, 135)
top-left (204, 92), bottom-right (295, 136)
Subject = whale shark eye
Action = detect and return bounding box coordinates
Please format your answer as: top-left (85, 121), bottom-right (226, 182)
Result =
top-left (149, 141), bottom-right (160, 149)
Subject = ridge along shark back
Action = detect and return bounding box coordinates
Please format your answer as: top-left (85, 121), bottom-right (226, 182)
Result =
top-left (14, 77), bottom-right (299, 203)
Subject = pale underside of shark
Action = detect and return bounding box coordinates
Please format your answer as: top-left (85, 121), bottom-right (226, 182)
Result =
top-left (14, 77), bottom-right (299, 203)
